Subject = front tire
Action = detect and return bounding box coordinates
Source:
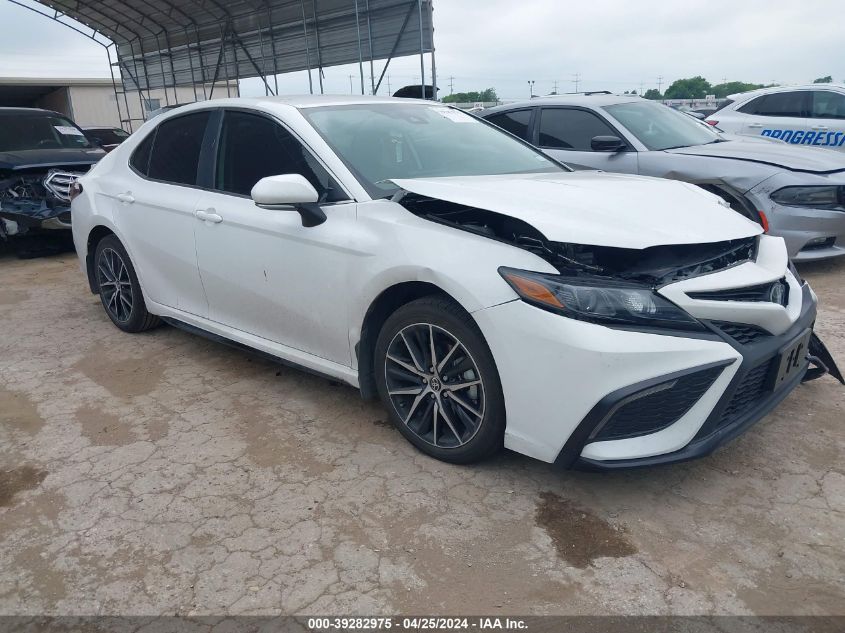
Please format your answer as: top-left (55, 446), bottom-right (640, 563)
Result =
top-left (94, 235), bottom-right (160, 333)
top-left (374, 296), bottom-right (505, 464)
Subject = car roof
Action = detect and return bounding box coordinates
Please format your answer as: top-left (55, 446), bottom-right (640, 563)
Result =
top-left (727, 83), bottom-right (845, 101)
top-left (482, 94), bottom-right (643, 115)
top-left (212, 94), bottom-right (431, 109)
top-left (0, 107), bottom-right (65, 117)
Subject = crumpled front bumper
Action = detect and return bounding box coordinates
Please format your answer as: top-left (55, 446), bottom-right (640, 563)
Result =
top-left (0, 201), bottom-right (72, 238)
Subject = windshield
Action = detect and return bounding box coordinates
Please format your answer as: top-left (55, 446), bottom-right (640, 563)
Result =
top-left (0, 113), bottom-right (93, 152)
top-left (604, 101), bottom-right (720, 151)
top-left (301, 103), bottom-right (563, 196)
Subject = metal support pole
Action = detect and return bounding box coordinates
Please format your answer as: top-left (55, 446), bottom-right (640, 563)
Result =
top-left (354, 0), bottom-right (365, 95)
top-left (428, 0), bottom-right (436, 101)
top-left (375, 1), bottom-right (415, 94)
top-left (365, 0), bottom-right (375, 94)
top-left (300, 0), bottom-right (313, 94)
top-left (263, 1), bottom-right (280, 95)
top-left (311, 0), bottom-right (324, 94)
top-left (417, 0), bottom-right (425, 99)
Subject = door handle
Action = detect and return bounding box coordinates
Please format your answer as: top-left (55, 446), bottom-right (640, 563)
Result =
top-left (195, 209), bottom-right (223, 224)
top-left (747, 123), bottom-right (764, 129)
top-left (116, 192), bottom-right (135, 204)
top-left (812, 125), bottom-right (829, 131)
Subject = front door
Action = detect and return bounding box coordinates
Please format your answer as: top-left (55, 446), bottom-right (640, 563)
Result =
top-left (536, 107), bottom-right (639, 173)
top-left (193, 109), bottom-right (355, 365)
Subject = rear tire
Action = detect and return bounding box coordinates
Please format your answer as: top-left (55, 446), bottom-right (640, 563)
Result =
top-left (374, 296), bottom-right (505, 464)
top-left (94, 235), bottom-right (160, 333)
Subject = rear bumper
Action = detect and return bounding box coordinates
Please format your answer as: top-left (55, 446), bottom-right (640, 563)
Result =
top-left (569, 283), bottom-right (818, 470)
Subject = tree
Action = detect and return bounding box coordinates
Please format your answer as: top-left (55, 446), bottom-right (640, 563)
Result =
top-left (442, 87), bottom-right (498, 103)
top-left (630, 89), bottom-right (637, 95)
top-left (663, 76), bottom-right (712, 99)
top-left (711, 81), bottom-right (765, 98)
top-left (813, 76), bottom-right (833, 84)
top-left (643, 88), bottom-right (663, 100)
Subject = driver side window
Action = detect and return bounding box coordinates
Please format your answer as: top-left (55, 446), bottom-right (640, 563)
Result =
top-left (538, 108), bottom-right (617, 150)
top-left (215, 110), bottom-right (346, 201)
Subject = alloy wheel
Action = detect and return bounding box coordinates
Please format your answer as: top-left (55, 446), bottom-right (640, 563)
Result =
top-left (97, 247), bottom-right (133, 323)
top-left (384, 323), bottom-right (486, 448)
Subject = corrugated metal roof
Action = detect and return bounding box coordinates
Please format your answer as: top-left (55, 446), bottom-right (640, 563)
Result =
top-left (35, 0), bottom-right (433, 91)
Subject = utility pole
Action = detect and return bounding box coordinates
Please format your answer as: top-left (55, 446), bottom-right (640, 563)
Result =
top-left (639, 81), bottom-right (644, 94)
top-left (387, 75), bottom-right (392, 94)
top-left (573, 73), bottom-right (580, 92)
top-left (348, 74), bottom-right (354, 94)
top-left (527, 80), bottom-right (535, 98)
top-left (553, 79), bottom-right (558, 94)
top-left (448, 75), bottom-right (455, 95)
top-left (657, 75), bottom-right (663, 94)
top-left (722, 76), bottom-right (727, 85)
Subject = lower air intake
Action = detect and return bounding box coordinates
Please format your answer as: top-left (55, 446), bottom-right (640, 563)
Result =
top-left (592, 365), bottom-right (725, 441)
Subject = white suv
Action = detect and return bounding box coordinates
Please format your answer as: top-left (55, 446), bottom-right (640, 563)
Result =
top-left (708, 85), bottom-right (845, 151)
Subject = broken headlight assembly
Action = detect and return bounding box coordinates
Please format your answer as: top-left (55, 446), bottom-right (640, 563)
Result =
top-left (770, 186), bottom-right (844, 209)
top-left (499, 267), bottom-right (705, 331)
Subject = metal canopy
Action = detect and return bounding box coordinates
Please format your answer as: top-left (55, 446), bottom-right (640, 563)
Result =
top-left (16, 0), bottom-right (435, 129)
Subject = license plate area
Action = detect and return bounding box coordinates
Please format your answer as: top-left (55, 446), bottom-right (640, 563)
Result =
top-left (768, 329), bottom-right (812, 391)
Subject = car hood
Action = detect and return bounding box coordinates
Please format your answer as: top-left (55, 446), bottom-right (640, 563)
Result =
top-left (0, 147), bottom-right (105, 171)
top-left (391, 172), bottom-right (761, 249)
top-left (666, 139), bottom-right (845, 174)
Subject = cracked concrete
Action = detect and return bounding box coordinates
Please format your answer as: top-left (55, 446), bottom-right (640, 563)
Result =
top-left (0, 252), bottom-right (843, 616)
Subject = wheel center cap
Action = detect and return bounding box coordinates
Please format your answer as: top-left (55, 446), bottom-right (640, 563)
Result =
top-left (429, 377), bottom-right (442, 392)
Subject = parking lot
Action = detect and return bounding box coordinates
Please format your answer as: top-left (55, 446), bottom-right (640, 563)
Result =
top-left (1, 251), bottom-right (843, 616)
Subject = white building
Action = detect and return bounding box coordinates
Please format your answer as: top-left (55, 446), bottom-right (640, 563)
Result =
top-left (0, 76), bottom-right (237, 130)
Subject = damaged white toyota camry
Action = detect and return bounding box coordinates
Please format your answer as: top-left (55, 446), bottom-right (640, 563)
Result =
top-left (71, 96), bottom-right (843, 469)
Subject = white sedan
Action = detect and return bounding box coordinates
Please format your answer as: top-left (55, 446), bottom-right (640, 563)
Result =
top-left (70, 96), bottom-right (842, 469)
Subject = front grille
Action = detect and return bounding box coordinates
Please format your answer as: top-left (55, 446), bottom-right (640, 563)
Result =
top-left (43, 170), bottom-right (84, 202)
top-left (688, 278), bottom-right (788, 306)
top-left (593, 366), bottom-right (724, 441)
top-left (717, 359), bottom-right (772, 427)
top-left (712, 321), bottom-right (772, 345)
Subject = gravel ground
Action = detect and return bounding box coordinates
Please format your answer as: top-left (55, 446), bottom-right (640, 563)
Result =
top-left (0, 251), bottom-right (843, 616)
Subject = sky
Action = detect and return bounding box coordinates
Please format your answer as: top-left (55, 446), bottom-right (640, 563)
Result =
top-left (0, 0), bottom-right (842, 100)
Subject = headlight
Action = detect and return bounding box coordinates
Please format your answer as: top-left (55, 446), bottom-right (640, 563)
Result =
top-left (770, 186), bottom-right (844, 208)
top-left (499, 268), bottom-right (705, 331)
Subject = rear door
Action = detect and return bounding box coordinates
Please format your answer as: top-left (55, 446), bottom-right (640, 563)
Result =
top-left (483, 109), bottom-right (534, 142)
top-left (535, 107), bottom-right (638, 173)
top-left (193, 108), bottom-right (355, 365)
top-left (808, 90), bottom-right (845, 151)
top-left (736, 90), bottom-right (814, 145)
top-left (111, 111), bottom-right (212, 316)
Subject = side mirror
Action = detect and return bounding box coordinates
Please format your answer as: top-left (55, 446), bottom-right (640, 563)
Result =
top-left (590, 135), bottom-right (626, 152)
top-left (251, 174), bottom-right (326, 227)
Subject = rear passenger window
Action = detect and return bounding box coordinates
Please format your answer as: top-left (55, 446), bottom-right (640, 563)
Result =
top-left (738, 92), bottom-right (809, 117)
top-left (811, 91), bottom-right (845, 119)
top-left (485, 110), bottom-right (532, 140)
top-left (538, 108), bottom-right (617, 150)
top-left (147, 111), bottom-right (210, 186)
top-left (129, 131), bottom-right (154, 176)
top-left (215, 110), bottom-right (345, 201)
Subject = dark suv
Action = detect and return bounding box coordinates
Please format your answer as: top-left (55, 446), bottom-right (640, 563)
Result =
top-left (0, 108), bottom-right (105, 251)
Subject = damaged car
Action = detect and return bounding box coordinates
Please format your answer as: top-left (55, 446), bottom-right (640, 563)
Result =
top-left (71, 97), bottom-right (843, 469)
top-left (0, 107), bottom-right (105, 249)
top-left (482, 95), bottom-right (845, 261)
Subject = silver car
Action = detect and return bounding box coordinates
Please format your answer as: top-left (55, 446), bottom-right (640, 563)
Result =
top-left (482, 95), bottom-right (845, 261)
